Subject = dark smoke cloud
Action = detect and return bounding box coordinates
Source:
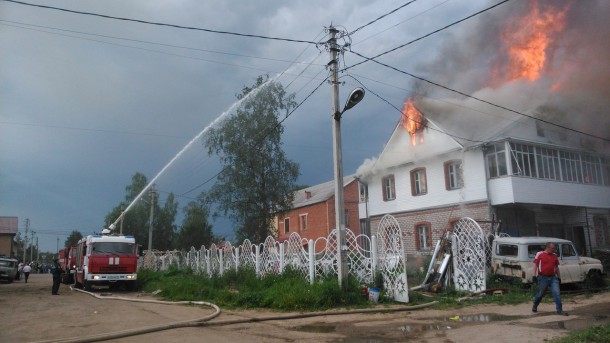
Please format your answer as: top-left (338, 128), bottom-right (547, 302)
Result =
top-left (411, 0), bottom-right (610, 151)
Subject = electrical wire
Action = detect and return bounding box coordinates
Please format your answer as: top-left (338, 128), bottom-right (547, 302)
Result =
top-left (354, 0), bottom-right (453, 45)
top-left (348, 50), bottom-right (610, 143)
top-left (179, 76), bottom-right (329, 196)
top-left (0, 22), bottom-right (326, 76)
top-left (349, 0), bottom-right (418, 35)
top-left (343, 0), bottom-right (513, 71)
top-left (345, 74), bottom-right (484, 143)
top-left (0, 20), bottom-right (326, 66)
top-left (1, 0), bottom-right (319, 45)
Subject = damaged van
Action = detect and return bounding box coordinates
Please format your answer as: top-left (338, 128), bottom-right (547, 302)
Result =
top-left (491, 236), bottom-right (603, 284)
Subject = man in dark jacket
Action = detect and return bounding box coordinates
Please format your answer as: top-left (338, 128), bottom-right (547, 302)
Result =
top-left (50, 258), bottom-right (63, 295)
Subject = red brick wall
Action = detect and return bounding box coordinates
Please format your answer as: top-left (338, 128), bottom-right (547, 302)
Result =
top-left (277, 180), bottom-right (361, 251)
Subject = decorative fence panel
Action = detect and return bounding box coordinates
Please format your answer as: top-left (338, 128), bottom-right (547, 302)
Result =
top-left (141, 215), bottom-right (409, 303)
top-left (451, 217), bottom-right (487, 292)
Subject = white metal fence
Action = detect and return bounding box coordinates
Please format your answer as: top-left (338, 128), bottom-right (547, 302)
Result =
top-left (141, 214), bottom-right (409, 302)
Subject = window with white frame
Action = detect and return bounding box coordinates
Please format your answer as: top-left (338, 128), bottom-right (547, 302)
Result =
top-left (299, 214), bottom-right (307, 231)
top-left (416, 223), bottom-right (432, 251)
top-left (444, 160), bottom-right (463, 190)
top-left (486, 142), bottom-right (508, 178)
top-left (284, 218), bottom-right (290, 234)
top-left (410, 168), bottom-right (427, 196)
top-left (382, 175), bottom-right (396, 201)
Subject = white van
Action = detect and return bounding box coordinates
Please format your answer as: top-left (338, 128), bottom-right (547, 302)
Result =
top-left (491, 236), bottom-right (603, 284)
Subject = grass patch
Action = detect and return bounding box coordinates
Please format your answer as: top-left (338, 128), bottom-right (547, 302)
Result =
top-left (550, 323), bottom-right (610, 343)
top-left (137, 266), bottom-right (369, 311)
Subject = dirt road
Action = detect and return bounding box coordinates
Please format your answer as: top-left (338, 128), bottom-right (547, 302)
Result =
top-left (2, 273), bottom-right (609, 342)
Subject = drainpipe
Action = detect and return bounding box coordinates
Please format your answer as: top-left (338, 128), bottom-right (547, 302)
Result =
top-left (585, 207), bottom-right (592, 256)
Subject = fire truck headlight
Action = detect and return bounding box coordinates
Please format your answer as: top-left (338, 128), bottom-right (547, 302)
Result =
top-left (93, 275), bottom-right (101, 280)
top-left (126, 275), bottom-right (135, 279)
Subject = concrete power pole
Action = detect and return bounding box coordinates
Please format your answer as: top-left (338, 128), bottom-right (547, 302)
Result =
top-left (328, 26), bottom-right (348, 289)
top-left (36, 236), bottom-right (39, 262)
top-left (147, 183), bottom-right (157, 253)
top-left (30, 230), bottom-right (35, 262)
top-left (23, 218), bottom-right (29, 262)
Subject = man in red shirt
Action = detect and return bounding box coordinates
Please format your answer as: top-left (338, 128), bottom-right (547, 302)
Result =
top-left (532, 242), bottom-right (567, 315)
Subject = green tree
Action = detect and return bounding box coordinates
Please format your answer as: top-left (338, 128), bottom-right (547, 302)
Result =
top-left (104, 172), bottom-right (178, 250)
top-left (176, 199), bottom-right (213, 250)
top-left (64, 230), bottom-right (83, 247)
top-left (204, 75), bottom-right (299, 243)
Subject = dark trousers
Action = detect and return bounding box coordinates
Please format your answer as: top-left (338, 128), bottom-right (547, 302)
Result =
top-left (24, 272), bottom-right (30, 283)
top-left (52, 275), bottom-right (61, 294)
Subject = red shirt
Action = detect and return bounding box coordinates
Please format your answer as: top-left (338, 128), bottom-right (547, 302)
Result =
top-left (534, 251), bottom-right (559, 276)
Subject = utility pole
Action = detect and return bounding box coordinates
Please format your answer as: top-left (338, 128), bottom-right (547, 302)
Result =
top-left (328, 26), bottom-right (348, 289)
top-left (30, 230), bottom-right (35, 262)
top-left (56, 237), bottom-right (59, 254)
top-left (148, 183), bottom-right (157, 253)
top-left (23, 218), bottom-right (29, 262)
top-left (36, 236), bottom-right (39, 262)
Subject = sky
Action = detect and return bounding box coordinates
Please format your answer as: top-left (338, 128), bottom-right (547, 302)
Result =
top-left (2, 0), bottom-right (607, 253)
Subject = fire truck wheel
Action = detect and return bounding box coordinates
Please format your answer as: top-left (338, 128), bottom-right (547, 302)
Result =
top-left (125, 281), bottom-right (135, 291)
top-left (83, 279), bottom-right (92, 291)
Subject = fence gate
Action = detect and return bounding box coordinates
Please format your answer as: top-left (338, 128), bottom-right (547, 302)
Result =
top-left (451, 217), bottom-right (487, 292)
top-left (376, 214), bottom-right (409, 303)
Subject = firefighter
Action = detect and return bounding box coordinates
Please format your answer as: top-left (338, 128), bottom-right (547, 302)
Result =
top-left (50, 258), bottom-right (63, 295)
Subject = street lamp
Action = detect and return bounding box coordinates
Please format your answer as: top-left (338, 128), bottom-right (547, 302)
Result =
top-left (329, 24), bottom-right (365, 289)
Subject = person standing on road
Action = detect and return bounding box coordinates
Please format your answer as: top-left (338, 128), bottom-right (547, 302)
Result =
top-left (23, 263), bottom-right (32, 283)
top-left (16, 262), bottom-right (23, 280)
top-left (532, 242), bottom-right (568, 316)
top-left (50, 258), bottom-right (63, 295)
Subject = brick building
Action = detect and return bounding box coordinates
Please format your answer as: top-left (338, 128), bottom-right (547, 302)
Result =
top-left (276, 176), bottom-right (361, 251)
top-left (0, 216), bottom-right (18, 257)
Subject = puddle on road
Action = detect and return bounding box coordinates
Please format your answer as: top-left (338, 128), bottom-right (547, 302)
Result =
top-left (292, 324), bottom-right (336, 333)
top-left (444, 313), bottom-right (526, 322)
top-left (399, 324), bottom-right (453, 334)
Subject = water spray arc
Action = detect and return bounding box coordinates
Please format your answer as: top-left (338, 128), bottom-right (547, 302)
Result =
top-left (108, 78), bottom-right (276, 232)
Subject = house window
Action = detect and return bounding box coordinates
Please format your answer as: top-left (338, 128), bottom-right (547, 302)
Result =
top-left (284, 218), bottom-right (290, 234)
top-left (344, 209), bottom-right (349, 228)
top-left (359, 181), bottom-right (368, 202)
top-left (444, 160), bottom-right (463, 190)
top-left (486, 142), bottom-right (507, 178)
top-left (410, 168), bottom-right (427, 196)
top-left (382, 175), bottom-right (396, 201)
top-left (415, 223), bottom-right (432, 251)
top-left (299, 214), bottom-right (307, 231)
top-left (510, 143), bottom-right (537, 177)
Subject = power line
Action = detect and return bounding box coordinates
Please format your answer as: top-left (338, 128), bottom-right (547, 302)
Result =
top-left (349, 0), bottom-right (418, 35)
top-left (0, 22), bottom-right (327, 76)
top-left (354, 0), bottom-right (453, 45)
top-left (179, 76), bottom-right (329, 196)
top-left (2, 0), bottom-right (319, 45)
top-left (0, 20), bottom-right (326, 66)
top-left (344, 0), bottom-right (513, 71)
top-left (345, 74), bottom-right (484, 143)
top-left (348, 50), bottom-right (610, 142)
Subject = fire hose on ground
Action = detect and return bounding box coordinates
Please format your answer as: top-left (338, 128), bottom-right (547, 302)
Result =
top-left (33, 287), bottom-right (439, 343)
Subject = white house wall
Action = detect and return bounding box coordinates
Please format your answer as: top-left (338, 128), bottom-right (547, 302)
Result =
top-left (366, 149), bottom-right (488, 216)
top-left (489, 177), bottom-right (610, 208)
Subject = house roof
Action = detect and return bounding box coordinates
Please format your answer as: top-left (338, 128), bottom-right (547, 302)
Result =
top-left (291, 175), bottom-right (357, 209)
top-left (0, 217), bottom-right (18, 234)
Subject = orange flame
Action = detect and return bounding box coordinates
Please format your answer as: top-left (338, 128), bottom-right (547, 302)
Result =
top-left (494, 1), bottom-right (568, 84)
top-left (401, 98), bottom-right (426, 145)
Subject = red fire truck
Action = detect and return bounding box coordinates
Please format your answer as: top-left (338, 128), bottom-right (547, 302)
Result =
top-left (74, 233), bottom-right (138, 291)
top-left (58, 246), bottom-right (77, 284)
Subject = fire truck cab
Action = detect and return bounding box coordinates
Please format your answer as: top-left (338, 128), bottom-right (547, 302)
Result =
top-left (59, 246), bottom-right (77, 284)
top-left (74, 234), bottom-right (138, 291)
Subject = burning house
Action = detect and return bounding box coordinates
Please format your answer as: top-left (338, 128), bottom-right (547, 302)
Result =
top-left (356, 0), bottom-right (610, 263)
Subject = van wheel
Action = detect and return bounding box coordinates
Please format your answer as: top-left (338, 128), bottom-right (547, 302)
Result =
top-left (583, 270), bottom-right (604, 288)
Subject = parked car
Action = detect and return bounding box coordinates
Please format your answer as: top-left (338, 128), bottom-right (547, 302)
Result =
top-left (491, 236), bottom-right (603, 284)
top-left (0, 257), bottom-right (18, 283)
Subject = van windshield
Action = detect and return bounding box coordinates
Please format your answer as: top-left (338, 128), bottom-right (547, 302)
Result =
top-left (91, 242), bottom-right (134, 255)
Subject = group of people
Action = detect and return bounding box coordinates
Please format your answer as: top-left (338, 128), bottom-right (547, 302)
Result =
top-left (16, 262), bottom-right (32, 283)
top-left (15, 259), bottom-right (63, 295)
